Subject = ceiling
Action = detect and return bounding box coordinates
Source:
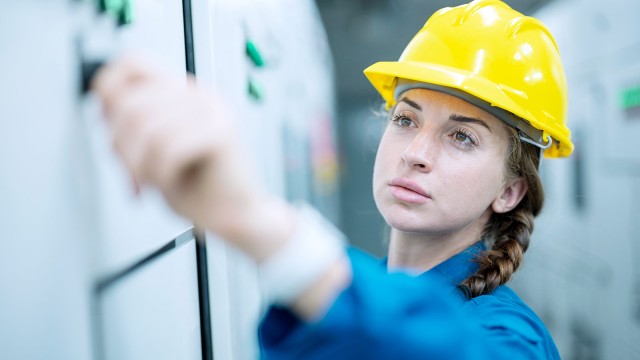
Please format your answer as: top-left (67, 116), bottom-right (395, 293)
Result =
top-left (315, 0), bottom-right (552, 102)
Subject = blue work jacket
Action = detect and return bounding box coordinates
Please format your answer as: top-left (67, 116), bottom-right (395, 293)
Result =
top-left (259, 243), bottom-right (561, 359)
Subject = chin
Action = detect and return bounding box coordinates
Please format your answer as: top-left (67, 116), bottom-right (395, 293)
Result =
top-left (380, 206), bottom-right (432, 233)
top-left (379, 203), bottom-right (462, 236)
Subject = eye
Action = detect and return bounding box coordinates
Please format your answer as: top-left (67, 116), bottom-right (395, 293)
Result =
top-left (454, 131), bottom-right (470, 142)
top-left (391, 114), bottom-right (416, 128)
top-left (450, 128), bottom-right (478, 148)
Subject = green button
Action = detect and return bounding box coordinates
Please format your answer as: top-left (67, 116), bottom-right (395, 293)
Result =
top-left (246, 40), bottom-right (265, 67)
top-left (621, 86), bottom-right (640, 109)
top-left (248, 79), bottom-right (264, 101)
top-left (98, 0), bottom-right (123, 16)
top-left (118, 0), bottom-right (134, 26)
top-left (97, 0), bottom-right (133, 26)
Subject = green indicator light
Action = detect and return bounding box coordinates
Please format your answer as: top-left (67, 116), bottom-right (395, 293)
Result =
top-left (118, 0), bottom-right (134, 26)
top-left (97, 0), bottom-right (132, 26)
top-left (246, 40), bottom-right (265, 67)
top-left (98, 0), bottom-right (124, 17)
top-left (248, 79), bottom-right (264, 101)
top-left (621, 86), bottom-right (640, 109)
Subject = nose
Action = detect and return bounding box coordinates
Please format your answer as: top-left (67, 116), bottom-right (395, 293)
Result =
top-left (401, 133), bottom-right (435, 173)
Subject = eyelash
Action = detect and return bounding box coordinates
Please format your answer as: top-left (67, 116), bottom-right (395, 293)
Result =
top-left (449, 127), bottom-right (478, 148)
top-left (390, 113), bottom-right (415, 128)
top-left (391, 113), bottom-right (479, 148)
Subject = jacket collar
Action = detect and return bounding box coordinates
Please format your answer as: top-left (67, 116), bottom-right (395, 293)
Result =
top-left (382, 241), bottom-right (485, 285)
top-left (428, 241), bottom-right (485, 285)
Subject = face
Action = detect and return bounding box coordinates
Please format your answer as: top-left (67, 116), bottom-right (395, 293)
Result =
top-left (373, 89), bottom-right (513, 236)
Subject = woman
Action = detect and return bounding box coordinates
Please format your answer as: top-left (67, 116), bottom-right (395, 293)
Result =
top-left (94, 0), bottom-right (572, 358)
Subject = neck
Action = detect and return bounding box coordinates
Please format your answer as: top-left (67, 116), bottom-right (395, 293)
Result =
top-left (387, 213), bottom-right (490, 274)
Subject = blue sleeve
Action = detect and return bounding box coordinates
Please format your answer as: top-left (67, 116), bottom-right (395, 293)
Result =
top-left (464, 291), bottom-right (561, 360)
top-left (259, 248), bottom-right (557, 360)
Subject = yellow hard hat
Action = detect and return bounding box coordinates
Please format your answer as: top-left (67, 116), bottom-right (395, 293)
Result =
top-left (364, 0), bottom-right (573, 158)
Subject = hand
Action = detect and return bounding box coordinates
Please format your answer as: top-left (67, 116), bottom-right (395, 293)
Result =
top-left (93, 56), bottom-right (351, 319)
top-left (92, 55), bottom-right (294, 260)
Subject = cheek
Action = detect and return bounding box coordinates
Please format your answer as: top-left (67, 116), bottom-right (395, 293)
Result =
top-left (372, 131), bottom-right (397, 187)
top-left (442, 159), bottom-right (505, 213)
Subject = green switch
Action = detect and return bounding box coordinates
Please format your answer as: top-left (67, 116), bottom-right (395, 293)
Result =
top-left (246, 40), bottom-right (265, 67)
top-left (118, 0), bottom-right (134, 26)
top-left (621, 86), bottom-right (640, 110)
top-left (98, 0), bottom-right (124, 16)
top-left (98, 0), bottom-right (133, 26)
top-left (248, 78), bottom-right (264, 101)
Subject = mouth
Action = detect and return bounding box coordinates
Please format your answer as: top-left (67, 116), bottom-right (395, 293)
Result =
top-left (388, 178), bottom-right (431, 204)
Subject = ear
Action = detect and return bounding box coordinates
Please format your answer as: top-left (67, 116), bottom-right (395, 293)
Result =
top-left (492, 178), bottom-right (528, 214)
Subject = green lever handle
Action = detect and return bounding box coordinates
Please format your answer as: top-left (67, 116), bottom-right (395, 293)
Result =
top-left (246, 40), bottom-right (265, 67)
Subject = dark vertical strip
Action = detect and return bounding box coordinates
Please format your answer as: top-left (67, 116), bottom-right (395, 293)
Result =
top-left (194, 229), bottom-right (214, 360)
top-left (183, 0), bottom-right (196, 75)
top-left (181, 1), bottom-right (214, 359)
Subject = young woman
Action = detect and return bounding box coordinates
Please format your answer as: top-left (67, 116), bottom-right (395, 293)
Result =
top-left (94, 0), bottom-right (572, 358)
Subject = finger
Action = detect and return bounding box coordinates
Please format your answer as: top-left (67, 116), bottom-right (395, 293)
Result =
top-left (135, 87), bottom-right (219, 187)
top-left (91, 55), bottom-right (162, 119)
top-left (133, 113), bottom-right (181, 187)
top-left (112, 115), bottom-right (166, 188)
top-left (145, 122), bottom-right (204, 190)
top-left (142, 116), bottom-right (218, 193)
top-left (109, 84), bottom-right (172, 185)
top-left (108, 80), bottom-right (165, 132)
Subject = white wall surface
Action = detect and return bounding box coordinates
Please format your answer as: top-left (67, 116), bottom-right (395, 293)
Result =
top-left (1, 0), bottom-right (201, 359)
top-left (1, 2), bottom-right (94, 359)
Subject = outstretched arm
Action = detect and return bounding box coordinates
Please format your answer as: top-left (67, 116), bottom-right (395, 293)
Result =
top-left (92, 55), bottom-right (350, 320)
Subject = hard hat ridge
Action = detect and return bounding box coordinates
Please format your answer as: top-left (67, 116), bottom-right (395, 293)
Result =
top-left (451, 0), bottom-right (507, 26)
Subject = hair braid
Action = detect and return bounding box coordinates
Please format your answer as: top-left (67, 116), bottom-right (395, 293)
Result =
top-left (460, 126), bottom-right (544, 298)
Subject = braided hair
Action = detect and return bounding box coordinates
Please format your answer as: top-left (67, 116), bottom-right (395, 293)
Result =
top-left (459, 125), bottom-right (544, 298)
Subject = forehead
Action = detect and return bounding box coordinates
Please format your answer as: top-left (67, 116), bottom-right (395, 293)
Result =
top-left (396, 88), bottom-right (504, 128)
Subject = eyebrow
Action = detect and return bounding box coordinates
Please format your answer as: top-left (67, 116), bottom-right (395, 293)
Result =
top-left (399, 97), bottom-right (422, 111)
top-left (449, 114), bottom-right (492, 132)
top-left (398, 97), bottom-right (492, 132)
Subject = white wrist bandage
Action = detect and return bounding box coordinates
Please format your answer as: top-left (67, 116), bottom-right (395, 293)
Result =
top-left (258, 204), bottom-right (346, 306)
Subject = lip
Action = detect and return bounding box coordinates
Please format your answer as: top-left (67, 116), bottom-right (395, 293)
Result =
top-left (388, 177), bottom-right (431, 204)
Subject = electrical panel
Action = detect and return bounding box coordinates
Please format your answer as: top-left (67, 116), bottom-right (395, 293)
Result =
top-left (191, 0), bottom-right (337, 358)
top-left (0, 0), bottom-right (336, 359)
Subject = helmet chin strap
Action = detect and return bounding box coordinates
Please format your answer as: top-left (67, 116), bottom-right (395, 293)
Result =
top-left (518, 131), bottom-right (552, 169)
top-left (519, 133), bottom-right (552, 150)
